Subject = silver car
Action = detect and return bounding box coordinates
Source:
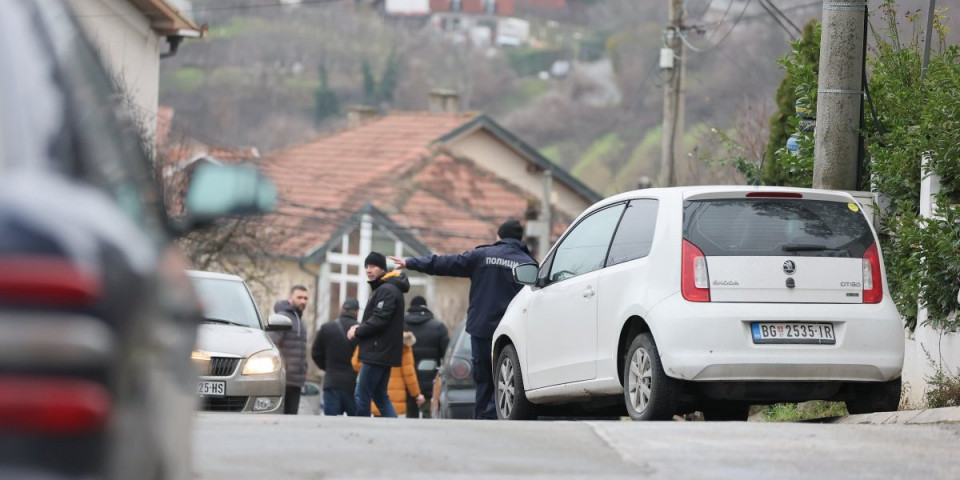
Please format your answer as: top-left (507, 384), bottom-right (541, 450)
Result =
top-left (188, 271), bottom-right (291, 413)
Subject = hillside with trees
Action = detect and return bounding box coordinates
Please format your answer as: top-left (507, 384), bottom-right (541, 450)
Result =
top-left (160, 0), bottom-right (960, 195)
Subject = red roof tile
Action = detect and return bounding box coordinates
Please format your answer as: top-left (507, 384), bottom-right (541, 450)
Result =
top-left (262, 111), bottom-right (541, 257)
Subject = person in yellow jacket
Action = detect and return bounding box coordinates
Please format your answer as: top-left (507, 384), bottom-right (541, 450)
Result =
top-left (352, 331), bottom-right (425, 416)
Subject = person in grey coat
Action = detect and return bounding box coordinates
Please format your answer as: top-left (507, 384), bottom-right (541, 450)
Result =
top-left (270, 285), bottom-right (309, 414)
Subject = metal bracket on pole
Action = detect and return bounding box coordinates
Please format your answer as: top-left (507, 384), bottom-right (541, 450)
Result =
top-left (818, 88), bottom-right (863, 95)
top-left (823, 1), bottom-right (867, 10)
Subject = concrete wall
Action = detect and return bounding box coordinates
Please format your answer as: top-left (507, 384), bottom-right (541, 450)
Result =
top-left (66, 0), bottom-right (161, 137)
top-left (448, 129), bottom-right (593, 219)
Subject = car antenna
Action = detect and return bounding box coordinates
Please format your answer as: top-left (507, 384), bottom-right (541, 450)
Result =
top-left (754, 152), bottom-right (766, 186)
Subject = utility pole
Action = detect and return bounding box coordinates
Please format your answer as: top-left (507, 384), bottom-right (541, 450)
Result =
top-left (921, 0), bottom-right (937, 81)
top-left (813, 1), bottom-right (866, 190)
top-left (660, 0), bottom-right (684, 187)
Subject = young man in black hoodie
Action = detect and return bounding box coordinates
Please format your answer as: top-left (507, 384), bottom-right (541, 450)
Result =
top-left (403, 296), bottom-right (449, 418)
top-left (390, 219), bottom-right (536, 419)
top-left (311, 298), bottom-right (360, 416)
top-left (347, 252), bottom-right (409, 418)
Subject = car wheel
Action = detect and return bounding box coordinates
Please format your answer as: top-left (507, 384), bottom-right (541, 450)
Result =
top-left (701, 402), bottom-right (750, 421)
top-left (845, 377), bottom-right (901, 414)
top-left (623, 333), bottom-right (679, 421)
top-left (495, 344), bottom-right (536, 420)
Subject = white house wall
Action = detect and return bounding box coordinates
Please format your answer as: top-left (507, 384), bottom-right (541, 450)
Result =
top-left (66, 0), bottom-right (161, 137)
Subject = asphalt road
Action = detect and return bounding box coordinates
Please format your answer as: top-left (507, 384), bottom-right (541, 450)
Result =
top-left (193, 413), bottom-right (960, 479)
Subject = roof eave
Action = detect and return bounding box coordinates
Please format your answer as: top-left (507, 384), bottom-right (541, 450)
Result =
top-left (128, 0), bottom-right (203, 37)
top-left (436, 114), bottom-right (602, 203)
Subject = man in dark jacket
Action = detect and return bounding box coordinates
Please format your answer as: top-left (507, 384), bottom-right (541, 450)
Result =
top-left (347, 252), bottom-right (409, 418)
top-left (311, 298), bottom-right (360, 416)
top-left (270, 285), bottom-right (310, 415)
top-left (390, 219), bottom-right (535, 419)
top-left (403, 296), bottom-right (449, 418)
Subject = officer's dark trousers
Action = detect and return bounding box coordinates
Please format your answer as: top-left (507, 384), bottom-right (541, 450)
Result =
top-left (471, 336), bottom-right (497, 419)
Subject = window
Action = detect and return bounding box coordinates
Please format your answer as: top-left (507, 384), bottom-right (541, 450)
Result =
top-left (483, 0), bottom-right (496, 14)
top-left (606, 199), bottom-right (658, 266)
top-left (548, 204), bottom-right (625, 283)
top-left (684, 199), bottom-right (874, 257)
top-left (451, 0), bottom-right (462, 12)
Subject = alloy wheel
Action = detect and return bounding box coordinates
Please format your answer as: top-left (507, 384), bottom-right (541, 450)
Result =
top-left (627, 347), bottom-right (653, 415)
top-left (497, 356), bottom-right (515, 418)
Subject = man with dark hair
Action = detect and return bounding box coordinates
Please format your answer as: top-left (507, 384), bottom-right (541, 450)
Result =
top-left (403, 296), bottom-right (449, 418)
top-left (271, 285), bottom-right (310, 414)
top-left (311, 298), bottom-right (361, 416)
top-left (390, 219), bottom-right (535, 419)
top-left (347, 252), bottom-right (409, 417)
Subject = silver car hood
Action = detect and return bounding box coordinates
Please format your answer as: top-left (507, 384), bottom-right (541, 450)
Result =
top-left (195, 323), bottom-right (275, 358)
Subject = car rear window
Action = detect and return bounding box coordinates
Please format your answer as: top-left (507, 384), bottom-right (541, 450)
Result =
top-left (683, 198), bottom-right (874, 257)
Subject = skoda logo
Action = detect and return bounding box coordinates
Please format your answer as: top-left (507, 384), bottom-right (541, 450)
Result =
top-left (783, 260), bottom-right (796, 275)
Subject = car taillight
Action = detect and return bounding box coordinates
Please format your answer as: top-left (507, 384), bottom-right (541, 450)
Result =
top-left (449, 358), bottom-right (472, 381)
top-left (862, 243), bottom-right (883, 304)
top-left (0, 256), bottom-right (100, 307)
top-left (0, 377), bottom-right (111, 435)
top-left (681, 240), bottom-right (710, 302)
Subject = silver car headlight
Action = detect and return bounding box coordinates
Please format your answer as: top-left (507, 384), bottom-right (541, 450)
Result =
top-left (242, 350), bottom-right (281, 375)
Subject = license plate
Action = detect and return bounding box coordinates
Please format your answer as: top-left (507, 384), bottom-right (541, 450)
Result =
top-left (751, 322), bottom-right (836, 345)
top-left (197, 381), bottom-right (226, 396)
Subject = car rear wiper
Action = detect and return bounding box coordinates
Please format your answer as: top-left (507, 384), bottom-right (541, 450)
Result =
top-left (203, 317), bottom-right (248, 328)
top-left (781, 243), bottom-right (830, 252)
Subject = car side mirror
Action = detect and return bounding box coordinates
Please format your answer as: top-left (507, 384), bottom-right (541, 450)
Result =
top-left (179, 162), bottom-right (277, 232)
top-left (266, 313), bottom-right (292, 331)
top-left (513, 263), bottom-right (539, 286)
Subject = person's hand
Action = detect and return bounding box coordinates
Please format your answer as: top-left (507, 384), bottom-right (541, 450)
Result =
top-left (347, 325), bottom-right (358, 340)
top-left (415, 394), bottom-right (425, 407)
top-left (388, 256), bottom-right (406, 270)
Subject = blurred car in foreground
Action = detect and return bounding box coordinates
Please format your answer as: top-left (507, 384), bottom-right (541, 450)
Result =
top-left (0, 1), bottom-right (276, 477)
top-left (189, 271), bottom-right (290, 413)
top-left (430, 323), bottom-right (475, 419)
top-left (298, 381), bottom-right (323, 415)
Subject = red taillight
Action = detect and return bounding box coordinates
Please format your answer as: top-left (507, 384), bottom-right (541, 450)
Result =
top-left (0, 377), bottom-right (111, 435)
top-left (745, 192), bottom-right (803, 198)
top-left (449, 358), bottom-right (472, 381)
top-left (681, 240), bottom-right (710, 302)
top-left (862, 243), bottom-right (883, 304)
top-left (0, 257), bottom-right (100, 307)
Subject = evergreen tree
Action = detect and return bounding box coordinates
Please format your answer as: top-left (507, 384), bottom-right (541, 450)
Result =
top-left (314, 62), bottom-right (339, 126)
top-left (362, 60), bottom-right (376, 104)
top-left (763, 20), bottom-right (820, 186)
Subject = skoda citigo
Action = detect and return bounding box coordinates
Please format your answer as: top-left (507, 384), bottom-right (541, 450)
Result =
top-left (493, 186), bottom-right (904, 421)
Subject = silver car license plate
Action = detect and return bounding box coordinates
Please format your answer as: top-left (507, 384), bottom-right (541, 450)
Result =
top-left (751, 322), bottom-right (836, 345)
top-left (197, 381), bottom-right (226, 396)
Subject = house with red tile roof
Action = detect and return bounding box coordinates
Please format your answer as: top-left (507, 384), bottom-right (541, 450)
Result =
top-left (257, 105), bottom-right (600, 333)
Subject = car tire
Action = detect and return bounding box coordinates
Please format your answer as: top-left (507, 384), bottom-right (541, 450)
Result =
top-left (495, 344), bottom-right (536, 420)
top-left (701, 402), bottom-right (750, 421)
top-left (623, 333), bottom-right (679, 421)
top-left (845, 377), bottom-right (902, 415)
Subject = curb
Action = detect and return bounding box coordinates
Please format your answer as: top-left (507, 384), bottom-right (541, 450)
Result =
top-left (824, 406), bottom-right (960, 425)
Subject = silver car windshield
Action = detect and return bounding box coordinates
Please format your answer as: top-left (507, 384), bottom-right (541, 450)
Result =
top-left (190, 277), bottom-right (263, 329)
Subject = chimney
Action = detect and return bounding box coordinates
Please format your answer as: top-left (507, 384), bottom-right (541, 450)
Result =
top-left (428, 89), bottom-right (460, 113)
top-left (347, 105), bottom-right (378, 128)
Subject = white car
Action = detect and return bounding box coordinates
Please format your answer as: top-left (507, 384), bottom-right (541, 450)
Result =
top-left (492, 186), bottom-right (904, 421)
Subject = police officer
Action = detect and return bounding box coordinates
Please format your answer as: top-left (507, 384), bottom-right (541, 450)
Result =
top-left (389, 219), bottom-right (535, 419)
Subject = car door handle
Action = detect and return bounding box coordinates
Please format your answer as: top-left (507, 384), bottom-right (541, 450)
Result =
top-left (582, 287), bottom-right (595, 298)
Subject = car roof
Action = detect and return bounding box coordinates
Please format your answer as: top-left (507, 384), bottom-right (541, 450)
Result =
top-left (593, 185), bottom-right (858, 212)
top-left (186, 270), bottom-right (245, 282)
